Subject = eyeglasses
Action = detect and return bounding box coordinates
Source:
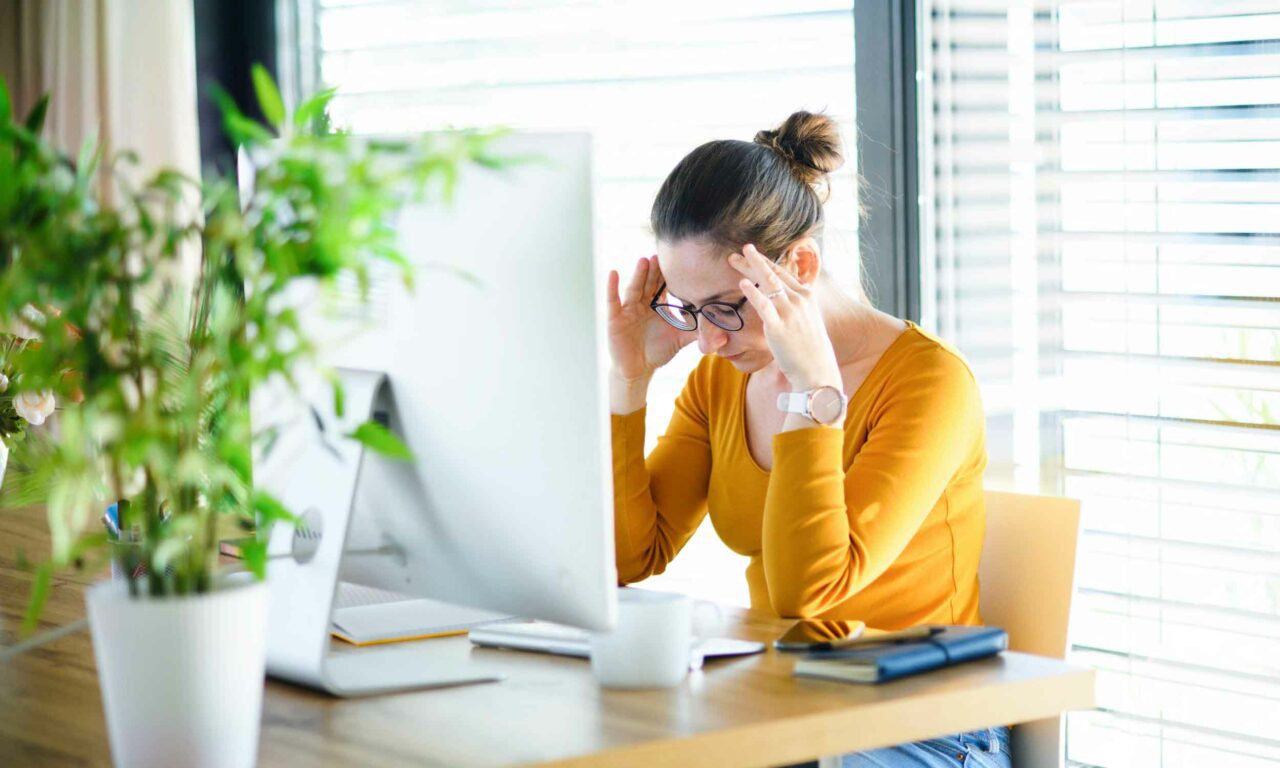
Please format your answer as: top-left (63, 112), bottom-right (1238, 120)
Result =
top-left (650, 282), bottom-right (751, 332)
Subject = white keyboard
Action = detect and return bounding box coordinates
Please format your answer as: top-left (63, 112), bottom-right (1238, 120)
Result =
top-left (469, 621), bottom-right (766, 661)
top-left (469, 621), bottom-right (593, 657)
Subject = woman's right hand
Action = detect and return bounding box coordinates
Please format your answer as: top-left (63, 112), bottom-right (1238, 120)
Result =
top-left (606, 255), bottom-right (694, 382)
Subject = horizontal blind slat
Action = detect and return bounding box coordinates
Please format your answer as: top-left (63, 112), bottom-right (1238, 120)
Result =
top-left (925, 1), bottom-right (1279, 762)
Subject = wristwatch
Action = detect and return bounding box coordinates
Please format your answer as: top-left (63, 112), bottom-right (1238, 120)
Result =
top-left (776, 385), bottom-right (849, 426)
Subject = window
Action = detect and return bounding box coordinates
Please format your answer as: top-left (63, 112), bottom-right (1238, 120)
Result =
top-left (921, 1), bottom-right (1280, 765)
top-left (295, 0), bottom-right (861, 606)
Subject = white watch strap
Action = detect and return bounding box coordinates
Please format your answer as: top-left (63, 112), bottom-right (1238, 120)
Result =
top-left (776, 391), bottom-right (809, 415)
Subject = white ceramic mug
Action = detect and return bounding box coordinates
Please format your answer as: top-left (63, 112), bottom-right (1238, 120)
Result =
top-left (590, 588), bottom-right (723, 689)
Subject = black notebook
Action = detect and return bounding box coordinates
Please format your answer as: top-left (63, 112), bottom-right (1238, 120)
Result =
top-left (793, 625), bottom-right (1008, 684)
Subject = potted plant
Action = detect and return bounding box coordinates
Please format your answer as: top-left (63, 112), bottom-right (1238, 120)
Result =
top-left (0, 67), bottom-right (500, 767)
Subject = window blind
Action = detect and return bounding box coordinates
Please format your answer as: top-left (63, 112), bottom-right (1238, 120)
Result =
top-left (298, 0), bottom-right (860, 606)
top-left (921, 1), bottom-right (1280, 765)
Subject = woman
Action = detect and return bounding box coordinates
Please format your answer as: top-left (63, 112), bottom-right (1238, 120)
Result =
top-left (605, 111), bottom-right (1009, 768)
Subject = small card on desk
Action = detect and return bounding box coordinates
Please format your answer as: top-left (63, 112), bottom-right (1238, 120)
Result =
top-left (793, 625), bottom-right (1008, 684)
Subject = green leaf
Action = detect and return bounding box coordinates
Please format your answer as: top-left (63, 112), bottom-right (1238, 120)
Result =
top-left (294, 87), bottom-right (336, 132)
top-left (113, 148), bottom-right (140, 167)
top-left (228, 112), bottom-right (274, 146)
top-left (372, 245), bottom-right (415, 289)
top-left (152, 169), bottom-right (195, 196)
top-left (23, 94), bottom-right (49, 134)
top-left (152, 536), bottom-right (190, 571)
top-left (347, 420), bottom-right (413, 462)
top-left (22, 563), bottom-right (52, 633)
top-left (221, 438), bottom-right (252, 485)
top-left (0, 78), bottom-right (10, 124)
top-left (209, 84), bottom-right (273, 146)
top-left (332, 377), bottom-right (346, 419)
top-left (239, 538), bottom-right (267, 580)
top-left (76, 129), bottom-right (102, 185)
top-left (251, 63), bottom-right (285, 130)
top-left (255, 425), bottom-right (281, 461)
top-left (66, 531), bottom-right (110, 562)
top-left (252, 490), bottom-right (297, 526)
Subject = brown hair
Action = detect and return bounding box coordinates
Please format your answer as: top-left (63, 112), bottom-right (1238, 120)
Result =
top-left (650, 110), bottom-right (845, 261)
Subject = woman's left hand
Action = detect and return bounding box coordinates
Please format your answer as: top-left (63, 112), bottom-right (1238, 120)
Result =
top-left (729, 243), bottom-right (843, 392)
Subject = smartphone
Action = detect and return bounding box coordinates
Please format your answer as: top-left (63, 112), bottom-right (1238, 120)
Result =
top-left (773, 619), bottom-right (866, 652)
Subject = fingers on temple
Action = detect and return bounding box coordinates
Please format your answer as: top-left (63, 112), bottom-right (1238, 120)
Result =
top-left (727, 248), bottom-right (765, 287)
top-left (768, 258), bottom-right (805, 292)
top-left (607, 270), bottom-right (622, 314)
top-left (644, 254), bottom-right (662, 298)
top-left (739, 278), bottom-right (781, 325)
top-left (621, 257), bottom-right (647, 304)
top-left (739, 245), bottom-right (784, 292)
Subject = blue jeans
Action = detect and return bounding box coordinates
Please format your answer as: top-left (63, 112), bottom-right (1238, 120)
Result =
top-left (842, 726), bottom-right (1011, 767)
top-left (783, 726), bottom-right (1011, 768)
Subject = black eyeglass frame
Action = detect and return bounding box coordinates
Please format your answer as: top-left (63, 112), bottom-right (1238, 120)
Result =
top-left (649, 281), bottom-right (752, 333)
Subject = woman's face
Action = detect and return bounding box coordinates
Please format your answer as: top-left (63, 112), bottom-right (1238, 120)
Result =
top-left (656, 238), bottom-right (774, 373)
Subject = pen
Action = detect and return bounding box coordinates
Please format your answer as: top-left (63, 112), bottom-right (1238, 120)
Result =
top-left (101, 510), bottom-right (121, 539)
top-left (824, 625), bottom-right (943, 650)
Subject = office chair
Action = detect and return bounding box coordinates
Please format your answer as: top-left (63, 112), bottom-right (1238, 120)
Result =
top-left (979, 491), bottom-right (1083, 768)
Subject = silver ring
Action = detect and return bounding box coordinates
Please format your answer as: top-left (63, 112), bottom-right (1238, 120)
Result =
top-left (765, 288), bottom-right (785, 300)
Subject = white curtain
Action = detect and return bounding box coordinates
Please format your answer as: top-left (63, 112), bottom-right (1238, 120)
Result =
top-left (0, 0), bottom-right (202, 302)
top-left (0, 0), bottom-right (200, 198)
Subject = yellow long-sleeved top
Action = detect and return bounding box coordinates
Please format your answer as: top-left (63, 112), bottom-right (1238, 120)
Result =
top-left (611, 321), bottom-right (987, 628)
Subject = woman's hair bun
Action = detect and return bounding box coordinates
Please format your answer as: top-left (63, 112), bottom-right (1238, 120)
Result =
top-left (753, 111), bottom-right (844, 189)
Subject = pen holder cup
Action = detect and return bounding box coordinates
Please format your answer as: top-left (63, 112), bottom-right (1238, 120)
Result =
top-left (108, 537), bottom-right (180, 582)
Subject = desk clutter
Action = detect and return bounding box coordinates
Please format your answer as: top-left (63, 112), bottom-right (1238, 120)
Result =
top-left (321, 581), bottom-right (998, 687)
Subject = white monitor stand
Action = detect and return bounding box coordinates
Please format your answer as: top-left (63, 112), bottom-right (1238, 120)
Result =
top-left (256, 368), bottom-right (503, 697)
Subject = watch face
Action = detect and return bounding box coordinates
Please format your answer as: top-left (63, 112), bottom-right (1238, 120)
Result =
top-left (810, 386), bottom-right (846, 424)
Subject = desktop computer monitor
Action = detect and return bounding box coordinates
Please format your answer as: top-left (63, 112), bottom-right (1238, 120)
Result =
top-left (249, 132), bottom-right (617, 692)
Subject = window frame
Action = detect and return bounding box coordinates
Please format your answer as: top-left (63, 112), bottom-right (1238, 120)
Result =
top-left (854, 0), bottom-right (925, 321)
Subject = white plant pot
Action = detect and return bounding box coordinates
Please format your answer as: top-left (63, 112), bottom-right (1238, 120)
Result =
top-left (86, 575), bottom-right (268, 768)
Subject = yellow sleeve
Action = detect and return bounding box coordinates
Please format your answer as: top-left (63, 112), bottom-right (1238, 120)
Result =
top-left (761, 347), bottom-right (983, 617)
top-left (611, 363), bottom-right (713, 584)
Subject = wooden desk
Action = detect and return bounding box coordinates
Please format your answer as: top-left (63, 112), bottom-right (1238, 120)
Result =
top-left (1, 504), bottom-right (1094, 767)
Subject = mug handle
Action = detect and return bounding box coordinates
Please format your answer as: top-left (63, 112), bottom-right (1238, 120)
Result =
top-left (688, 601), bottom-right (725, 671)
